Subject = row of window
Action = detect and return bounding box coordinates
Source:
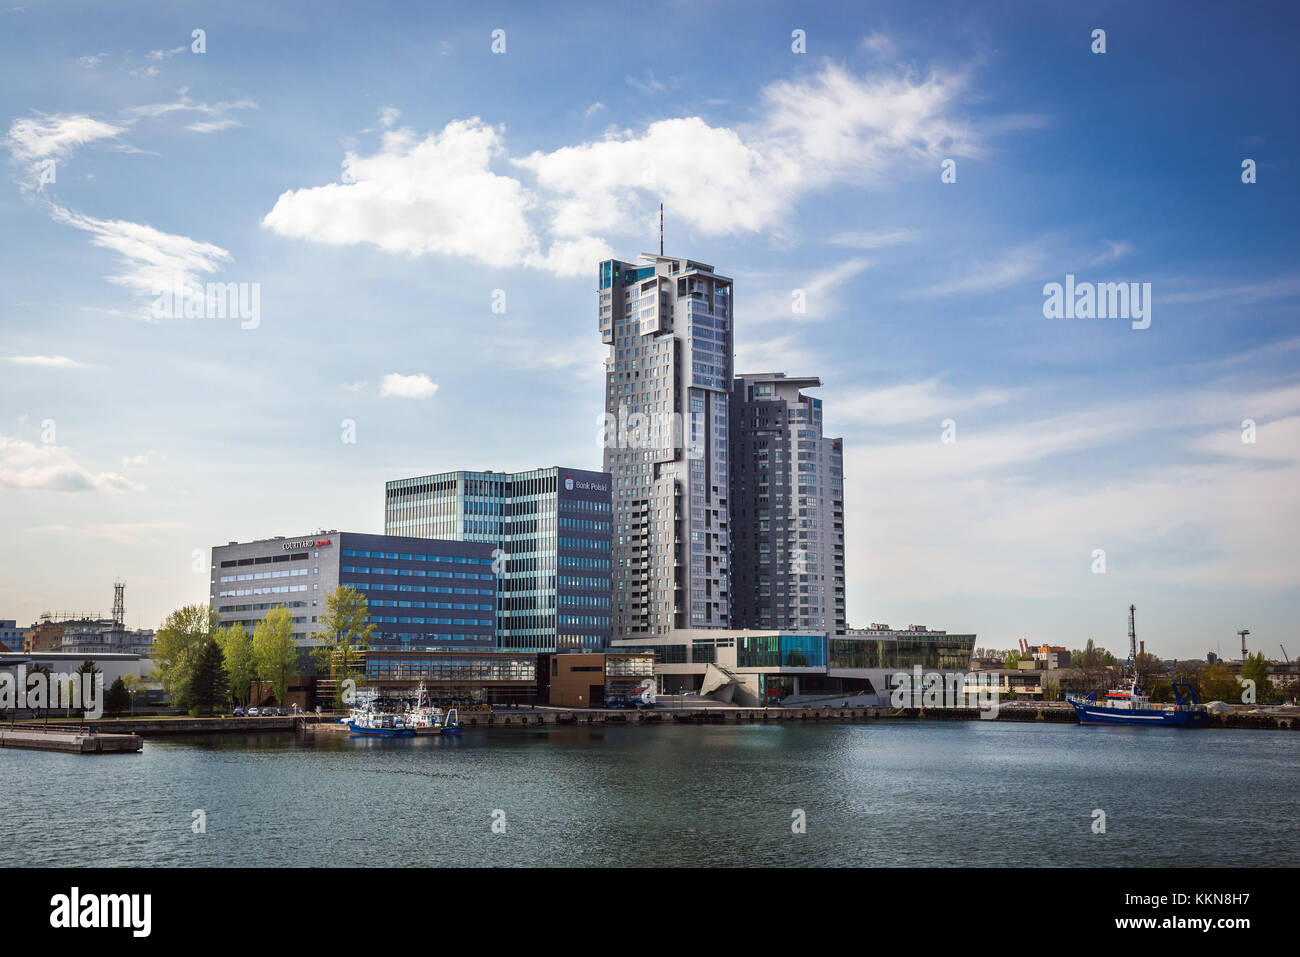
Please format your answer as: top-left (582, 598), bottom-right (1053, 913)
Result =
top-left (341, 549), bottom-right (494, 564)
top-left (218, 584), bottom-right (310, 598)
top-left (341, 566), bottom-right (494, 582)
top-left (219, 568), bottom-right (311, 583)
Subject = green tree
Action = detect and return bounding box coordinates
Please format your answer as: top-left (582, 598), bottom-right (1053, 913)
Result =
top-left (1199, 661), bottom-right (1241, 703)
top-left (1239, 652), bottom-right (1276, 704)
top-left (104, 677), bottom-right (130, 716)
top-left (190, 639), bottom-right (231, 716)
top-left (254, 605), bottom-right (298, 707)
top-left (152, 605), bottom-right (218, 710)
top-left (311, 586), bottom-right (376, 707)
top-left (1148, 681), bottom-right (1173, 703)
top-left (215, 623), bottom-right (255, 706)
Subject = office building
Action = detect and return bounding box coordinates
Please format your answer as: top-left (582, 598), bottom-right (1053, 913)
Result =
top-left (384, 467), bottom-right (611, 652)
top-left (210, 531), bottom-right (496, 651)
top-left (599, 254), bottom-right (733, 636)
top-left (731, 373), bottom-right (846, 634)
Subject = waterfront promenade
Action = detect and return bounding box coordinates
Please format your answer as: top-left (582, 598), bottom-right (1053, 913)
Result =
top-left (10, 700), bottom-right (1297, 738)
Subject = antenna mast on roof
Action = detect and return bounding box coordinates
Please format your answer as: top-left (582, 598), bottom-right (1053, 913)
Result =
top-left (659, 202), bottom-right (663, 256)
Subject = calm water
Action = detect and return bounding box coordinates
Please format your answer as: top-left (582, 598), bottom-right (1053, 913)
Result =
top-left (5, 722), bottom-right (1297, 867)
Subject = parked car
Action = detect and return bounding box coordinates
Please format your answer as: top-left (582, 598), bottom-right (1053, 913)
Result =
top-left (247, 707), bottom-right (259, 717)
top-left (277, 707), bottom-right (289, 716)
top-left (233, 707), bottom-right (245, 717)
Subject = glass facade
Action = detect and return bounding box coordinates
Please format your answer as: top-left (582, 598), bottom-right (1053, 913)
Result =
top-left (828, 633), bottom-right (975, 671)
top-left (384, 467), bottom-right (612, 653)
top-left (736, 633), bottom-right (826, 669)
top-left (365, 652), bottom-right (536, 683)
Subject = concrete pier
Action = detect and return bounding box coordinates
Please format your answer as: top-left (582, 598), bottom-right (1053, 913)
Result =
top-left (0, 724), bottom-right (142, 753)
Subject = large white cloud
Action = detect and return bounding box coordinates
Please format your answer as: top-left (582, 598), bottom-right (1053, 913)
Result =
top-left (260, 58), bottom-right (990, 277)
top-left (263, 120), bottom-right (558, 270)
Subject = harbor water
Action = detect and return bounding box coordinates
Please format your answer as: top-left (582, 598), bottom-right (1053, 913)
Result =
top-left (5, 721), bottom-right (1297, 867)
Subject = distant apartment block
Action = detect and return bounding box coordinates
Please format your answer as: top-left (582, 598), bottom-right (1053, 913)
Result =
top-left (384, 467), bottom-right (611, 652)
top-left (731, 373), bottom-right (846, 634)
top-left (600, 254), bottom-right (733, 636)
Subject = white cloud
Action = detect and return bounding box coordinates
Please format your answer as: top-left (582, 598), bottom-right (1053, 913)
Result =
top-left (379, 372), bottom-right (438, 399)
top-left (828, 227), bottom-right (919, 249)
top-left (32, 521), bottom-right (183, 544)
top-left (912, 241), bottom-right (1048, 298)
top-left (584, 102), bottom-right (605, 118)
top-left (186, 118), bottom-right (239, 134)
top-left (49, 204), bottom-right (233, 301)
top-left (625, 69), bottom-right (669, 94)
top-left (121, 452), bottom-right (151, 467)
top-left (734, 334), bottom-right (821, 377)
top-left (262, 57), bottom-right (998, 277)
top-left (837, 377), bottom-right (1014, 426)
top-left (263, 119), bottom-right (553, 270)
top-left (742, 258), bottom-right (872, 324)
top-left (5, 113), bottom-right (124, 167)
top-left (79, 53), bottom-right (109, 68)
top-left (4, 355), bottom-right (87, 369)
top-left (121, 88), bottom-right (258, 132)
top-left (0, 436), bottom-right (142, 492)
top-left (841, 375), bottom-right (1300, 607)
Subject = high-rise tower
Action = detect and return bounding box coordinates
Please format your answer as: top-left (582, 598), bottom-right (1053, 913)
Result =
top-left (730, 373), bottom-right (846, 634)
top-left (599, 254), bottom-right (733, 636)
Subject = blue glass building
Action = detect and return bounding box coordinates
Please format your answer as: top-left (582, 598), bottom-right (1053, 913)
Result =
top-left (384, 467), bottom-right (612, 652)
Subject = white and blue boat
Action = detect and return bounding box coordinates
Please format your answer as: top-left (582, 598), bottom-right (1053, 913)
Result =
top-left (1067, 682), bottom-right (1208, 727)
top-left (1066, 605), bottom-right (1208, 728)
top-left (347, 692), bottom-right (415, 737)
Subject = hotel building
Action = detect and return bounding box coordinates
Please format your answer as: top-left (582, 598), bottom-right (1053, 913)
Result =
top-left (731, 373), bottom-right (846, 635)
top-left (210, 532), bottom-right (496, 651)
top-left (599, 254), bottom-right (733, 636)
top-left (384, 467), bottom-right (611, 653)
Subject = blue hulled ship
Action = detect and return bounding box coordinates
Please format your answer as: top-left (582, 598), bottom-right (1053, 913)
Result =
top-left (1066, 605), bottom-right (1209, 728)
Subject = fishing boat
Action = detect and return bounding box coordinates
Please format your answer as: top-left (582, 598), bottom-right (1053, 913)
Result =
top-left (347, 691), bottom-right (415, 737)
top-left (347, 708), bottom-right (415, 736)
top-left (1066, 605), bottom-right (1208, 728)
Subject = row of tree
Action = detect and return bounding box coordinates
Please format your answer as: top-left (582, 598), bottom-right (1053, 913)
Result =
top-left (150, 586), bottom-right (375, 715)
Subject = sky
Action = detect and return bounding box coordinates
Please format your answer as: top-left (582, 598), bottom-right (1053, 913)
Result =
top-left (1, 0), bottom-right (1297, 660)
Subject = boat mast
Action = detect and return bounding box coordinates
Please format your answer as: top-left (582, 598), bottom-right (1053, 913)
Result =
top-left (1128, 604), bottom-right (1138, 689)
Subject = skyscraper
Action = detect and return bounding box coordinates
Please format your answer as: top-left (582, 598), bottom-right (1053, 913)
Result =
top-left (599, 254), bottom-right (733, 636)
top-left (730, 373), bottom-right (846, 634)
top-left (384, 467), bottom-right (611, 652)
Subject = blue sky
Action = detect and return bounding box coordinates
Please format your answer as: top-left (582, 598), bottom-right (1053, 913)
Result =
top-left (2, 0), bottom-right (1297, 659)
